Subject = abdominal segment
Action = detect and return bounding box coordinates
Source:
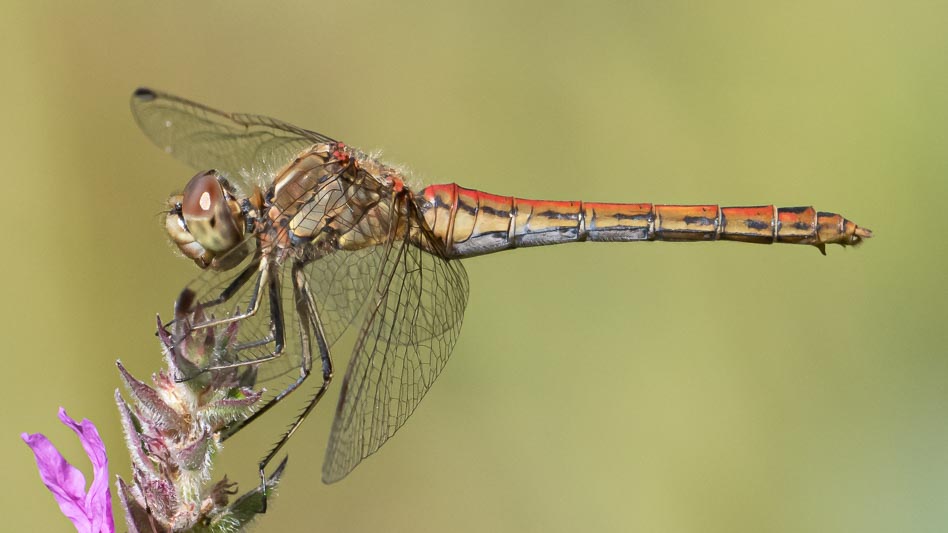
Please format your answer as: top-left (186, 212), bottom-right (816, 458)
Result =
top-left (416, 183), bottom-right (871, 258)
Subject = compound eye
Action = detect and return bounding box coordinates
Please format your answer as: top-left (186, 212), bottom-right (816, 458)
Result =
top-left (182, 170), bottom-right (226, 224)
top-left (180, 170), bottom-right (242, 253)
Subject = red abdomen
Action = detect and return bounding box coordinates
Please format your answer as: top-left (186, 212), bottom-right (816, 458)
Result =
top-left (416, 184), bottom-right (871, 258)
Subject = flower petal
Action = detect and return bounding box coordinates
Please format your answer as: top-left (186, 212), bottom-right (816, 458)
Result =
top-left (21, 431), bottom-right (92, 531)
top-left (57, 408), bottom-right (115, 533)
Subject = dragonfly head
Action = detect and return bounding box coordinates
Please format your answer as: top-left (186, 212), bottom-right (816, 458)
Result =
top-left (166, 170), bottom-right (248, 269)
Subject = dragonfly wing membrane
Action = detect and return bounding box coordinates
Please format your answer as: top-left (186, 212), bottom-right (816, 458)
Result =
top-left (322, 210), bottom-right (469, 483)
top-left (130, 88), bottom-right (335, 192)
top-left (302, 245), bottom-right (387, 347)
top-left (173, 240), bottom-right (307, 385)
top-left (285, 163), bottom-right (395, 346)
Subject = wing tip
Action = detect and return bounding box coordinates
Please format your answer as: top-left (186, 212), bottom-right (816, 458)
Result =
top-left (321, 465), bottom-right (345, 485)
top-left (133, 87), bottom-right (157, 101)
top-left (321, 445), bottom-right (356, 484)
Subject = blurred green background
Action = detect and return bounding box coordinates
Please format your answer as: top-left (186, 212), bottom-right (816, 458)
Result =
top-left (3, 1), bottom-right (946, 531)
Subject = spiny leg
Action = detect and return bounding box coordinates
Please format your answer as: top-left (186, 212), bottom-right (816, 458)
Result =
top-left (197, 257), bottom-right (260, 308)
top-left (216, 260), bottom-right (334, 512)
top-left (163, 257), bottom-right (258, 332)
top-left (201, 263), bottom-right (288, 372)
top-left (261, 260), bottom-right (333, 512)
top-left (189, 257), bottom-right (271, 331)
top-left (174, 260), bottom-right (290, 388)
top-left (169, 259), bottom-right (271, 380)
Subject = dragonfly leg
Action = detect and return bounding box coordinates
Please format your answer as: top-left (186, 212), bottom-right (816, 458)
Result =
top-left (162, 257), bottom-right (259, 334)
top-left (188, 256), bottom-right (271, 331)
top-left (219, 260), bottom-right (333, 512)
top-left (199, 264), bottom-right (288, 372)
top-left (267, 261), bottom-right (334, 511)
top-left (196, 257), bottom-right (260, 307)
top-left (162, 260), bottom-right (260, 331)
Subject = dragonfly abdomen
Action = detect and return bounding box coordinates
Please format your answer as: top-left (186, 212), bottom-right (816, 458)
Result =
top-left (417, 184), bottom-right (871, 258)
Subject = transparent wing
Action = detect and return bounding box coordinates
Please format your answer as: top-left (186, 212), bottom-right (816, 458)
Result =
top-left (174, 248), bottom-right (385, 390)
top-left (304, 246), bottom-right (387, 347)
top-left (322, 204), bottom-right (470, 483)
top-left (282, 162), bottom-right (394, 347)
top-left (173, 243), bottom-right (306, 386)
top-left (172, 163), bottom-right (391, 386)
top-left (130, 87), bottom-right (335, 193)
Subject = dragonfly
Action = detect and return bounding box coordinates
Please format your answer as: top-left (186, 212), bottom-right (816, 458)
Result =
top-left (131, 87), bottom-right (872, 499)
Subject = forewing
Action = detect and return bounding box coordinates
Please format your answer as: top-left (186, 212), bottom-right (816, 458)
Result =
top-left (130, 87), bottom-right (335, 193)
top-left (322, 210), bottom-right (470, 483)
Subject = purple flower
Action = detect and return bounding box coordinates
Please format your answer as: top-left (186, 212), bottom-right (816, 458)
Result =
top-left (22, 408), bottom-right (114, 533)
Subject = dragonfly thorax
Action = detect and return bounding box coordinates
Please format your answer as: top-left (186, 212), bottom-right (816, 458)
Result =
top-left (166, 170), bottom-right (255, 270)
